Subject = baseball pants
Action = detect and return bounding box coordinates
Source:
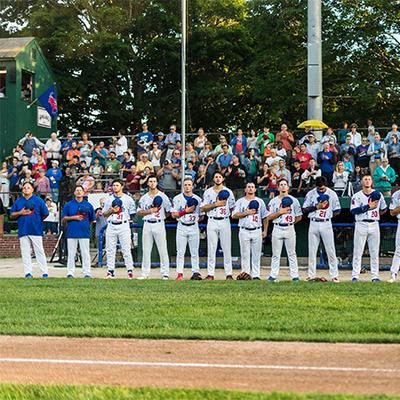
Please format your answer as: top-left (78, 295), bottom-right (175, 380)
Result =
top-left (176, 223), bottom-right (200, 274)
top-left (67, 238), bottom-right (91, 277)
top-left (239, 228), bottom-right (262, 278)
top-left (20, 235), bottom-right (48, 276)
top-left (106, 223), bottom-right (133, 272)
top-left (308, 221), bottom-right (338, 279)
top-left (141, 221), bottom-right (170, 277)
top-left (352, 221), bottom-right (380, 280)
top-left (207, 218), bottom-right (232, 277)
top-left (270, 225), bottom-right (299, 279)
top-left (390, 222), bottom-right (400, 277)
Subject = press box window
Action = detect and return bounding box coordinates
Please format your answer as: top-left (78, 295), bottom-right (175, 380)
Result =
top-left (0, 68), bottom-right (6, 98)
top-left (21, 70), bottom-right (33, 101)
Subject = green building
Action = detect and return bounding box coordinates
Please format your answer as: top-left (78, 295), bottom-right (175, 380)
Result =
top-left (0, 37), bottom-right (57, 159)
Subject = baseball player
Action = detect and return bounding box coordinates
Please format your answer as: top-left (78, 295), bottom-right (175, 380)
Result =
top-left (389, 190), bottom-right (400, 283)
top-left (350, 174), bottom-right (387, 282)
top-left (103, 178), bottom-right (136, 279)
top-left (137, 175), bottom-right (172, 279)
top-left (171, 177), bottom-right (203, 280)
top-left (232, 182), bottom-right (268, 279)
top-left (266, 178), bottom-right (302, 281)
top-left (200, 171), bottom-right (235, 280)
top-left (61, 185), bottom-right (96, 278)
top-left (303, 176), bottom-right (341, 282)
top-left (10, 181), bottom-right (49, 278)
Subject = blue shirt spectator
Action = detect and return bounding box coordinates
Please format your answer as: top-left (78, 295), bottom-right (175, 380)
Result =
top-left (384, 124), bottom-right (400, 145)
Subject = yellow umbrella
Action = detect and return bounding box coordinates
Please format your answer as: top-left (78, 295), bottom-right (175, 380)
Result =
top-left (297, 120), bottom-right (329, 129)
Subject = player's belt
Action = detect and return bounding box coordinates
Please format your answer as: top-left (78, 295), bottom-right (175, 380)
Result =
top-left (109, 220), bottom-right (129, 225)
top-left (240, 227), bottom-right (261, 231)
top-left (180, 222), bottom-right (196, 226)
top-left (275, 223), bottom-right (294, 227)
top-left (360, 219), bottom-right (376, 223)
top-left (145, 219), bottom-right (162, 223)
top-left (209, 217), bottom-right (228, 220)
top-left (311, 218), bottom-right (331, 222)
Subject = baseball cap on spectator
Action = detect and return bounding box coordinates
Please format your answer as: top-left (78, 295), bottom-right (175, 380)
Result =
top-left (51, 160), bottom-right (59, 166)
top-left (157, 132), bottom-right (164, 137)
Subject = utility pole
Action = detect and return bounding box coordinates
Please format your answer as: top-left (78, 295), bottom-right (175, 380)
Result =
top-left (307, 0), bottom-right (323, 124)
top-left (180, 0), bottom-right (187, 188)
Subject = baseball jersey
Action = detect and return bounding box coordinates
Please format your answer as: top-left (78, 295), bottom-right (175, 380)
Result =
top-left (266, 195), bottom-right (302, 225)
top-left (389, 190), bottom-right (400, 220)
top-left (138, 191), bottom-right (172, 221)
top-left (103, 193), bottom-right (136, 224)
top-left (233, 197), bottom-right (267, 229)
top-left (11, 195), bottom-right (49, 237)
top-left (61, 199), bottom-right (95, 238)
top-left (171, 193), bottom-right (203, 223)
top-left (200, 186), bottom-right (235, 218)
top-left (350, 190), bottom-right (387, 222)
top-left (303, 188), bottom-right (341, 220)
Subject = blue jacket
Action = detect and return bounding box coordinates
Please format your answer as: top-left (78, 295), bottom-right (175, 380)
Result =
top-left (231, 135), bottom-right (247, 155)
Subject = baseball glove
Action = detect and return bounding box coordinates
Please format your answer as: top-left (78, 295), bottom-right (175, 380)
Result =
top-left (307, 277), bottom-right (328, 282)
top-left (236, 272), bottom-right (252, 280)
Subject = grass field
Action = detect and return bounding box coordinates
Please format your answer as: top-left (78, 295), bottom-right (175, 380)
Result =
top-left (0, 279), bottom-right (398, 342)
top-left (0, 384), bottom-right (398, 400)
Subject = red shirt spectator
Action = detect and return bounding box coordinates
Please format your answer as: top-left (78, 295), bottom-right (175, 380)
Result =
top-left (294, 144), bottom-right (312, 170)
top-left (275, 124), bottom-right (295, 151)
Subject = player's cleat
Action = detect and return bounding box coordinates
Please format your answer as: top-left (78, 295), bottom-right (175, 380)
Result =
top-left (84, 275), bottom-right (91, 279)
top-left (267, 276), bottom-right (277, 282)
top-left (24, 273), bottom-right (33, 278)
top-left (352, 277), bottom-right (359, 282)
top-left (190, 272), bottom-right (202, 280)
top-left (162, 275), bottom-right (169, 280)
top-left (127, 270), bottom-right (134, 280)
top-left (137, 275), bottom-right (148, 280)
top-left (372, 278), bottom-right (381, 283)
top-left (292, 277), bottom-right (300, 282)
top-left (388, 273), bottom-right (397, 283)
top-left (42, 273), bottom-right (49, 279)
top-left (253, 277), bottom-right (261, 280)
top-left (226, 275), bottom-right (234, 281)
top-left (175, 273), bottom-right (184, 281)
top-left (67, 274), bottom-right (74, 279)
top-left (105, 271), bottom-right (115, 279)
top-left (332, 277), bottom-right (340, 283)
top-left (205, 275), bottom-right (215, 281)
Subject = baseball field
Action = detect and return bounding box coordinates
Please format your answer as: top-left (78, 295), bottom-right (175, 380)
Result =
top-left (0, 278), bottom-right (399, 399)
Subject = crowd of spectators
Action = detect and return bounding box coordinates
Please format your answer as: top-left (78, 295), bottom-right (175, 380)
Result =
top-left (1, 121), bottom-right (400, 222)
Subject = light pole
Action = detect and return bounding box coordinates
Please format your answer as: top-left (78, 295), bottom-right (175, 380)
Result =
top-left (307, 0), bottom-right (323, 125)
top-left (180, 0), bottom-right (187, 188)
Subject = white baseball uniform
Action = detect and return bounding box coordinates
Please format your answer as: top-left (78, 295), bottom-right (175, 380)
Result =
top-left (266, 195), bottom-right (302, 279)
top-left (171, 193), bottom-right (203, 274)
top-left (350, 190), bottom-right (387, 280)
top-left (303, 188), bottom-right (341, 279)
top-left (389, 191), bottom-right (400, 279)
top-left (233, 197), bottom-right (267, 278)
top-left (138, 191), bottom-right (172, 278)
top-left (103, 193), bottom-right (136, 273)
top-left (201, 187), bottom-right (235, 277)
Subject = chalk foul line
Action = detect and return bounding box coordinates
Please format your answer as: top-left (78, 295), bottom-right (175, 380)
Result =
top-left (0, 358), bottom-right (397, 373)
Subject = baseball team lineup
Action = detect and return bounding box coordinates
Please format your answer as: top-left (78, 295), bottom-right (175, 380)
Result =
top-left (9, 171), bottom-right (400, 283)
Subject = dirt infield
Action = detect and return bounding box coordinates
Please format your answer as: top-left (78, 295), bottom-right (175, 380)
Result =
top-left (0, 336), bottom-right (398, 395)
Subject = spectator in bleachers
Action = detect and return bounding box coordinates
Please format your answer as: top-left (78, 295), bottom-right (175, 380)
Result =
top-left (275, 159), bottom-right (291, 186)
top-left (320, 127), bottom-right (337, 146)
top-left (155, 132), bottom-right (166, 152)
top-left (293, 143), bottom-right (312, 170)
top-left (32, 153), bottom-right (47, 179)
top-left (204, 155), bottom-right (218, 186)
top-left (337, 121), bottom-right (350, 144)
top-left (290, 159), bottom-right (304, 197)
top-left (194, 128), bottom-right (207, 153)
top-left (78, 132), bottom-right (93, 166)
top-left (257, 163), bottom-right (270, 193)
top-left (0, 161), bottom-right (9, 208)
top-left (199, 141), bottom-right (213, 163)
top-left (7, 157), bottom-right (20, 192)
top-left (231, 128), bottom-right (247, 164)
top-left (157, 159), bottom-right (179, 195)
top-left (342, 153), bottom-right (353, 174)
top-left (185, 160), bottom-right (197, 181)
top-left (60, 132), bottom-right (77, 159)
top-left (373, 158), bottom-right (396, 196)
top-left (34, 169), bottom-right (50, 198)
top-left (18, 131), bottom-right (44, 157)
top-left (349, 123), bottom-right (362, 147)
top-left (89, 158), bottom-right (104, 177)
top-left (164, 124), bottom-right (181, 160)
top-left (305, 134), bottom-right (320, 161)
top-left (384, 123), bottom-right (399, 145)
top-left (137, 123), bottom-right (154, 157)
top-left (216, 144), bottom-right (233, 173)
top-left (318, 142), bottom-right (336, 186)
top-left (387, 133), bottom-right (400, 176)
top-left (333, 161), bottom-right (349, 197)
top-left (225, 154), bottom-right (247, 196)
top-left (275, 140), bottom-right (287, 161)
top-left (275, 124), bottom-right (294, 152)
top-left (120, 151), bottom-right (135, 179)
top-left (213, 135), bottom-right (232, 156)
top-left (246, 129), bottom-right (258, 153)
top-left (301, 158), bottom-right (321, 190)
top-left (244, 148), bottom-right (260, 183)
top-left (139, 166), bottom-right (152, 191)
top-left (114, 129), bottom-right (128, 161)
top-left (368, 133), bottom-right (386, 173)
top-left (126, 165), bottom-right (141, 194)
top-left (19, 169), bottom-right (34, 190)
top-left (43, 197), bottom-right (58, 235)
top-left (256, 128), bottom-right (274, 159)
top-left (104, 151), bottom-right (121, 173)
top-left (44, 132), bottom-right (61, 168)
top-left (46, 160), bottom-right (62, 203)
top-left (148, 142), bottom-right (162, 173)
top-left (185, 142), bottom-right (197, 162)
top-left (351, 165), bottom-right (364, 192)
top-left (367, 119), bottom-right (376, 143)
top-left (76, 169), bottom-right (95, 195)
top-left (355, 137), bottom-right (370, 169)
top-left (194, 164), bottom-right (206, 189)
top-left (66, 141), bottom-right (80, 165)
top-left (265, 148), bottom-right (282, 167)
